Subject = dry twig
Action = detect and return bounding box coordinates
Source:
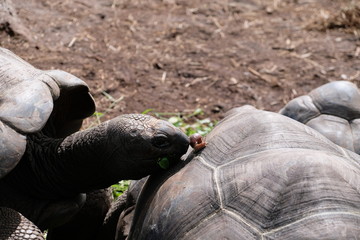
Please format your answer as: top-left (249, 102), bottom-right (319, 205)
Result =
top-left (248, 67), bottom-right (280, 87)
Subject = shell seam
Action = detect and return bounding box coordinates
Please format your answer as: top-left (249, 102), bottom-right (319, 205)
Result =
top-left (222, 208), bottom-right (263, 235)
top-left (198, 156), bottom-right (223, 208)
top-left (198, 156), bottom-right (262, 236)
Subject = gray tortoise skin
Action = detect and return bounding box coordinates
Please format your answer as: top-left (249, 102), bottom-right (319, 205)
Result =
top-left (280, 81), bottom-right (360, 154)
top-left (0, 47), bottom-right (189, 239)
top-left (115, 106), bottom-right (360, 240)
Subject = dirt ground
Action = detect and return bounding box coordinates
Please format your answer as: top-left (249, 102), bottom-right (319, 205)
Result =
top-left (1, 0), bottom-right (360, 125)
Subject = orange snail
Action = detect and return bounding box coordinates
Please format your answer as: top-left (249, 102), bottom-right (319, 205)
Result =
top-left (189, 133), bottom-right (206, 152)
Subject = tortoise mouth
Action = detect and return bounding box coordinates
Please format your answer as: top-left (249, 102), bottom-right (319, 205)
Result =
top-left (135, 154), bottom-right (182, 178)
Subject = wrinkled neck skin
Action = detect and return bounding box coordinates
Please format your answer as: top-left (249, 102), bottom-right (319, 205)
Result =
top-left (4, 121), bottom-right (128, 200)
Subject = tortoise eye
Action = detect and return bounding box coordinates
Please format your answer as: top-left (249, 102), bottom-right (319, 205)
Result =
top-left (152, 134), bottom-right (170, 148)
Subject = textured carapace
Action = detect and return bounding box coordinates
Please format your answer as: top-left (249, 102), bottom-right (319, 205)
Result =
top-left (280, 81), bottom-right (360, 154)
top-left (118, 106), bottom-right (360, 239)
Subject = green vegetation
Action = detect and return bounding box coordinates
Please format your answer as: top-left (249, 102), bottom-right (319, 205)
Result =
top-left (111, 108), bottom-right (216, 199)
top-left (112, 180), bottom-right (130, 199)
top-left (144, 108), bottom-right (216, 136)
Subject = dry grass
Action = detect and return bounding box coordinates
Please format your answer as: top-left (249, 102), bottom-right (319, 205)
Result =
top-left (308, 4), bottom-right (360, 36)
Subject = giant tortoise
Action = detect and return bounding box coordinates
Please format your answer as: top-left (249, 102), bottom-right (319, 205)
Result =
top-left (0, 47), bottom-right (189, 239)
top-left (280, 80), bottom-right (360, 154)
top-left (114, 105), bottom-right (360, 240)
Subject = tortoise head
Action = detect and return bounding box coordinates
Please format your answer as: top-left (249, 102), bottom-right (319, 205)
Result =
top-left (99, 114), bottom-right (190, 182)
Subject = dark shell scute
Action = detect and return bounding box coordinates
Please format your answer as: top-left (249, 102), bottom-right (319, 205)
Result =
top-left (181, 211), bottom-right (260, 240)
top-left (263, 213), bottom-right (360, 239)
top-left (130, 159), bottom-right (219, 240)
top-left (218, 149), bottom-right (360, 232)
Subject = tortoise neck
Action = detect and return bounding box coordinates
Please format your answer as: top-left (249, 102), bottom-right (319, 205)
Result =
top-left (55, 123), bottom-right (110, 193)
top-left (15, 123), bottom-right (110, 199)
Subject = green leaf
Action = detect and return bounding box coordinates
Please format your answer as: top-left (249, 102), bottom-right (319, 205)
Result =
top-left (93, 111), bottom-right (104, 117)
top-left (142, 108), bottom-right (154, 114)
top-left (158, 157), bottom-right (170, 169)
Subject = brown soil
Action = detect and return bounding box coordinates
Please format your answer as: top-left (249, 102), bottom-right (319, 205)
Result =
top-left (1, 0), bottom-right (360, 125)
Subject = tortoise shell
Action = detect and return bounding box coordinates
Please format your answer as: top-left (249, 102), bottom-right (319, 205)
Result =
top-left (123, 106), bottom-right (360, 239)
top-left (280, 81), bottom-right (360, 153)
top-left (0, 47), bottom-right (95, 178)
